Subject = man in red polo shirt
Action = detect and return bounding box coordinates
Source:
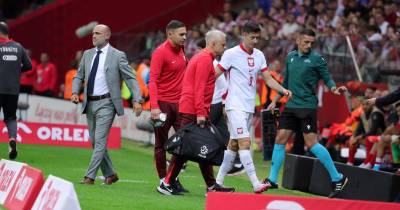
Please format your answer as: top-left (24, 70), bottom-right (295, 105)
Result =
top-left (34, 52), bottom-right (57, 97)
top-left (157, 30), bottom-right (235, 196)
top-left (149, 20), bottom-right (188, 192)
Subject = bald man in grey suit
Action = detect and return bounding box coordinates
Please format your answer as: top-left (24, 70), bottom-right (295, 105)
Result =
top-left (72, 24), bottom-right (143, 185)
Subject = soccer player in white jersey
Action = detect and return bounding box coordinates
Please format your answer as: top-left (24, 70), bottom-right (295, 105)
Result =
top-left (214, 21), bottom-right (292, 193)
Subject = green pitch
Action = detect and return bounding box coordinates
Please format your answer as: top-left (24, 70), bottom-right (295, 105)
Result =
top-left (0, 140), bottom-right (312, 210)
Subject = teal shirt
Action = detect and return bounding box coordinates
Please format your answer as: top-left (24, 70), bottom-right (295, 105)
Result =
top-left (283, 50), bottom-right (336, 109)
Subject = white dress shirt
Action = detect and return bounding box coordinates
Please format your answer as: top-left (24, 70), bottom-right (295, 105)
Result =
top-left (90, 43), bottom-right (110, 96)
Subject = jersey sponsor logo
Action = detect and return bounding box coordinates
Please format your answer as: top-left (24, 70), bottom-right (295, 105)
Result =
top-left (2, 55), bottom-right (17, 61)
top-left (237, 127), bottom-right (243, 134)
top-left (247, 57), bottom-right (254, 67)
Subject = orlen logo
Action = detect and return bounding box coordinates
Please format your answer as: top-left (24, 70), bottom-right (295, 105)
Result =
top-left (265, 200), bottom-right (305, 210)
top-left (2, 122), bottom-right (32, 142)
top-left (36, 181), bottom-right (60, 210)
top-left (37, 127), bottom-right (89, 142)
top-left (2, 55), bottom-right (17, 61)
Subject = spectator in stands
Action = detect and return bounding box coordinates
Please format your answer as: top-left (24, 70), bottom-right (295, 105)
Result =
top-left (277, 13), bottom-right (300, 38)
top-left (20, 49), bottom-right (36, 94)
top-left (72, 24), bottom-right (142, 185)
top-left (235, 8), bottom-right (250, 26)
top-left (296, 5), bottom-right (307, 25)
top-left (375, 11), bottom-right (389, 35)
top-left (372, 102), bottom-right (400, 170)
top-left (218, 11), bottom-right (236, 33)
top-left (57, 84), bottom-right (64, 99)
top-left (136, 57), bottom-right (150, 110)
top-left (0, 22), bottom-right (32, 160)
top-left (34, 52), bottom-right (57, 97)
top-left (64, 50), bottom-right (82, 100)
top-left (367, 25), bottom-right (383, 42)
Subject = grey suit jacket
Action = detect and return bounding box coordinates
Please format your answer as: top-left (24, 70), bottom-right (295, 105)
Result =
top-left (72, 45), bottom-right (142, 116)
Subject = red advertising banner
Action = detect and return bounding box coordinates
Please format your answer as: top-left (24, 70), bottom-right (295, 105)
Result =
top-left (206, 192), bottom-right (400, 210)
top-left (0, 121), bottom-right (121, 149)
top-left (4, 165), bottom-right (45, 210)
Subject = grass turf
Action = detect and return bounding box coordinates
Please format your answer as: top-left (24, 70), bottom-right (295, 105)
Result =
top-left (0, 140), bottom-right (313, 210)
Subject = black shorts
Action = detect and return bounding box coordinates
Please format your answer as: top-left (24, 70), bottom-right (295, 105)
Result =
top-left (278, 108), bottom-right (317, 133)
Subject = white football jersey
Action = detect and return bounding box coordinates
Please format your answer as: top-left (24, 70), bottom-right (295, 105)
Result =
top-left (218, 44), bottom-right (268, 113)
top-left (212, 60), bottom-right (228, 104)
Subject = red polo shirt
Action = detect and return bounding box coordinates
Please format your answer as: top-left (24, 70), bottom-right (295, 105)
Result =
top-left (149, 40), bottom-right (187, 108)
top-left (34, 62), bottom-right (57, 92)
top-left (179, 49), bottom-right (216, 117)
top-left (20, 59), bottom-right (37, 86)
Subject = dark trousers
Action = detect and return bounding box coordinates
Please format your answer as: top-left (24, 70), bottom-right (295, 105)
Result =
top-left (0, 94), bottom-right (18, 138)
top-left (209, 102), bottom-right (229, 145)
top-left (35, 89), bottom-right (53, 97)
top-left (165, 113), bottom-right (216, 187)
top-left (20, 85), bottom-right (33, 94)
top-left (154, 101), bottom-right (180, 179)
top-left (210, 102), bottom-right (242, 165)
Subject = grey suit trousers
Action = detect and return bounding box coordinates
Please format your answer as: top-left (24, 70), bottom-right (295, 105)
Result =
top-left (85, 97), bottom-right (116, 179)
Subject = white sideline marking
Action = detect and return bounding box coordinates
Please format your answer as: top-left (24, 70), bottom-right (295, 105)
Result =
top-left (95, 176), bottom-right (149, 183)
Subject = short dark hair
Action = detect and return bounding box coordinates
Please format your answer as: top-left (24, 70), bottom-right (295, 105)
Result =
top-left (242, 21), bottom-right (261, 33)
top-left (0, 22), bottom-right (9, 35)
top-left (166, 20), bottom-right (185, 31)
top-left (299, 28), bottom-right (316, 37)
top-left (366, 86), bottom-right (377, 91)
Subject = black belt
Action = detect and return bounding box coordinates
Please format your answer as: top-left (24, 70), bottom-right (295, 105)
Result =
top-left (88, 93), bottom-right (111, 101)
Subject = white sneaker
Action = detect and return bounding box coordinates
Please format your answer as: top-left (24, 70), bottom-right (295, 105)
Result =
top-left (253, 182), bottom-right (270, 194)
top-left (359, 163), bottom-right (372, 169)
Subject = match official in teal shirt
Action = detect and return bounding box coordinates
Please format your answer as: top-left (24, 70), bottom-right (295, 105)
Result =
top-left (262, 29), bottom-right (349, 198)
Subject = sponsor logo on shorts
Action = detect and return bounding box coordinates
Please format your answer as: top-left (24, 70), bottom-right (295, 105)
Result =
top-left (306, 125), bottom-right (311, 130)
top-left (237, 127), bottom-right (243, 134)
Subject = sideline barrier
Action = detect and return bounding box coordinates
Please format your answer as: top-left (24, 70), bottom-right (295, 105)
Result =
top-left (4, 165), bottom-right (45, 210)
top-left (205, 192), bottom-right (400, 210)
top-left (282, 154), bottom-right (400, 202)
top-left (31, 175), bottom-right (81, 210)
top-left (0, 160), bottom-right (26, 204)
top-left (309, 160), bottom-right (400, 202)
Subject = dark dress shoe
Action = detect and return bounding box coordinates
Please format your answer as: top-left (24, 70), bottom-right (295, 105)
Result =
top-left (104, 173), bottom-right (119, 185)
top-left (80, 177), bottom-right (94, 185)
